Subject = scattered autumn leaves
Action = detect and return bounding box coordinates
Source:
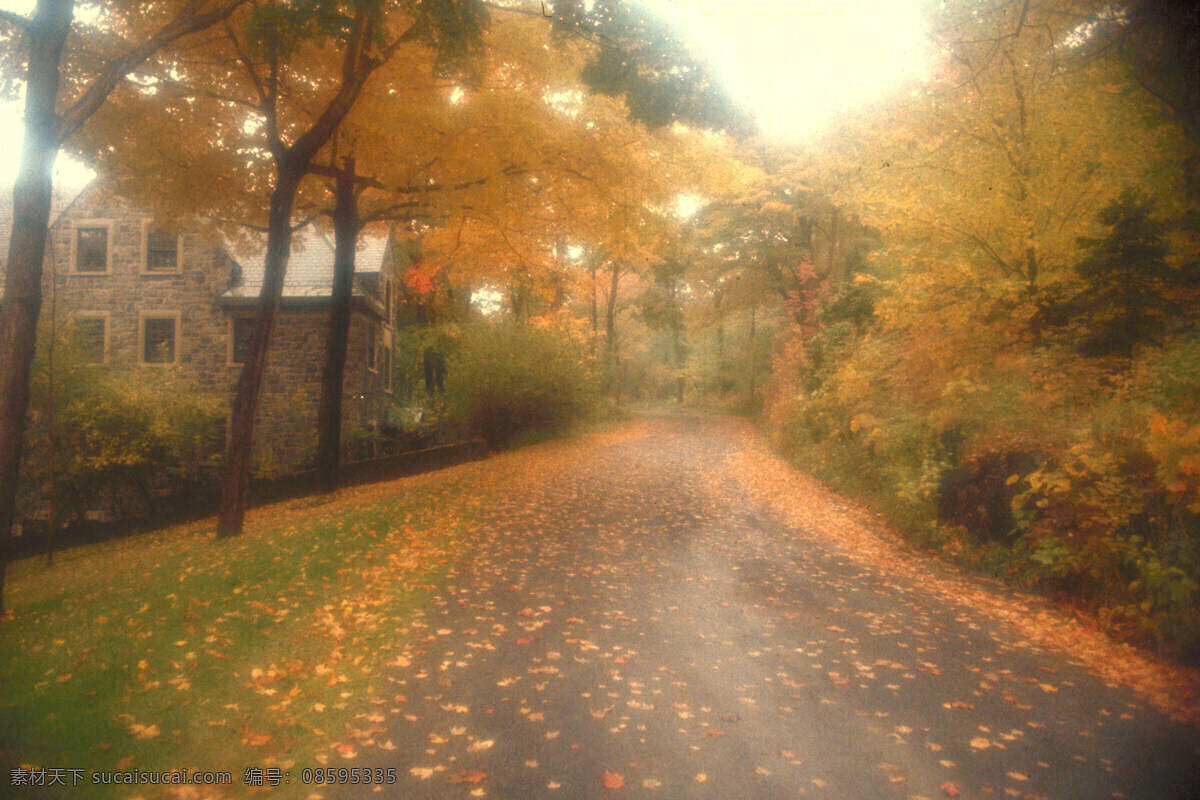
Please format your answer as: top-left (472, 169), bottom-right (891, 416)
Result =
top-left (6, 417), bottom-right (1197, 800)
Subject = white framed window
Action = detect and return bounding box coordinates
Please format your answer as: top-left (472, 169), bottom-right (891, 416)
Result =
top-left (141, 220), bottom-right (182, 274)
top-left (227, 315), bottom-right (256, 366)
top-left (139, 311), bottom-right (181, 365)
top-left (71, 312), bottom-right (108, 364)
top-left (70, 220), bottom-right (113, 274)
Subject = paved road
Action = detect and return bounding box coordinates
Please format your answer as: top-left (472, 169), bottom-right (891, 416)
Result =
top-left (330, 416), bottom-right (1200, 800)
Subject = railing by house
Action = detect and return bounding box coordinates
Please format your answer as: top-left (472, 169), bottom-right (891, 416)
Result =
top-left (9, 439), bottom-right (489, 560)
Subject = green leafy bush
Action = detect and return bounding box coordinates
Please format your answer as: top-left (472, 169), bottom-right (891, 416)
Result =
top-left (447, 319), bottom-right (597, 447)
top-left (20, 360), bottom-right (225, 523)
top-left (767, 301), bottom-right (1200, 656)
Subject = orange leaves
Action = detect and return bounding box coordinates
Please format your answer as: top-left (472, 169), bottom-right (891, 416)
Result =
top-left (404, 265), bottom-right (440, 298)
top-left (242, 730), bottom-right (271, 747)
top-left (449, 769), bottom-right (488, 785)
top-left (941, 781), bottom-right (961, 797)
top-left (827, 671), bottom-right (851, 686)
top-left (128, 723), bottom-right (160, 739)
top-left (602, 771), bottom-right (625, 790)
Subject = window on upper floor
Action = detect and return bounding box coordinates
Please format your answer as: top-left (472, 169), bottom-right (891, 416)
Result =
top-left (72, 315), bottom-right (106, 364)
top-left (141, 314), bottom-right (179, 364)
top-left (367, 325), bottom-right (377, 371)
top-left (73, 225), bottom-right (109, 273)
top-left (230, 316), bottom-right (255, 365)
top-left (145, 228), bottom-right (180, 273)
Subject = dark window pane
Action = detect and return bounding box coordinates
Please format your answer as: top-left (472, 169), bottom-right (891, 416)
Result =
top-left (146, 229), bottom-right (178, 272)
top-left (76, 227), bottom-right (107, 272)
top-left (143, 317), bottom-right (176, 363)
top-left (367, 326), bottom-right (377, 370)
top-left (74, 317), bottom-right (105, 363)
top-left (232, 317), bottom-right (255, 364)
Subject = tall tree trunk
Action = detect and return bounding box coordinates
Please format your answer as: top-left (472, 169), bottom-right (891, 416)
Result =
top-left (217, 167), bottom-right (302, 538)
top-left (44, 248), bottom-right (59, 568)
top-left (0, 0), bottom-right (74, 616)
top-left (589, 264), bottom-right (599, 356)
top-left (315, 158), bottom-right (358, 493)
top-left (714, 290), bottom-right (726, 394)
top-left (828, 207), bottom-right (840, 284)
top-left (604, 261), bottom-right (621, 402)
top-left (748, 306), bottom-right (756, 404)
top-left (605, 261), bottom-right (620, 362)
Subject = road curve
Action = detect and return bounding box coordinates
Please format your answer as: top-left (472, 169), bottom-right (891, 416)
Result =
top-left (328, 415), bottom-right (1200, 800)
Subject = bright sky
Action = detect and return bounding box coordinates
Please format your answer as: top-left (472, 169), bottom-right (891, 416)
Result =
top-left (0, 0), bottom-right (931, 183)
top-left (640, 0), bottom-right (931, 141)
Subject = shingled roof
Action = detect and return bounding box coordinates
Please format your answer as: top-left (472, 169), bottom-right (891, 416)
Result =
top-left (222, 226), bottom-right (391, 303)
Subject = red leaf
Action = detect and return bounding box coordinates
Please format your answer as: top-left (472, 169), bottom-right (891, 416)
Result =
top-left (602, 771), bottom-right (625, 790)
top-left (941, 781), bottom-right (961, 797)
top-left (448, 770), bottom-right (487, 785)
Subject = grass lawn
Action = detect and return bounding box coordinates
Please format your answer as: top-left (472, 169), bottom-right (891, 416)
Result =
top-left (0, 466), bottom-right (485, 799)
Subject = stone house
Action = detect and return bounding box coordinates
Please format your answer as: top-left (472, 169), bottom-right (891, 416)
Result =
top-left (1, 181), bottom-right (397, 472)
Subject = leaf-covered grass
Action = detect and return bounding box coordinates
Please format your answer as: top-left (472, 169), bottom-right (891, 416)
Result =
top-left (0, 470), bottom-right (484, 799)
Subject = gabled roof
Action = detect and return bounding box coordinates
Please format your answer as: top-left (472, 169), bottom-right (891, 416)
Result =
top-left (222, 227), bottom-right (391, 301)
top-left (0, 182), bottom-right (88, 279)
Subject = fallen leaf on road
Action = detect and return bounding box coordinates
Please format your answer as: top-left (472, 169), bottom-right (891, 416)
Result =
top-left (448, 770), bottom-right (487, 785)
top-left (129, 723), bottom-right (159, 739)
top-left (602, 771), bottom-right (624, 789)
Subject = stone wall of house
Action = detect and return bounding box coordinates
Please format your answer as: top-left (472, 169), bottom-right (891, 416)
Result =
top-left (45, 184), bottom-right (235, 383)
top-left (250, 308), bottom-right (393, 471)
top-left (44, 185), bottom-right (395, 475)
